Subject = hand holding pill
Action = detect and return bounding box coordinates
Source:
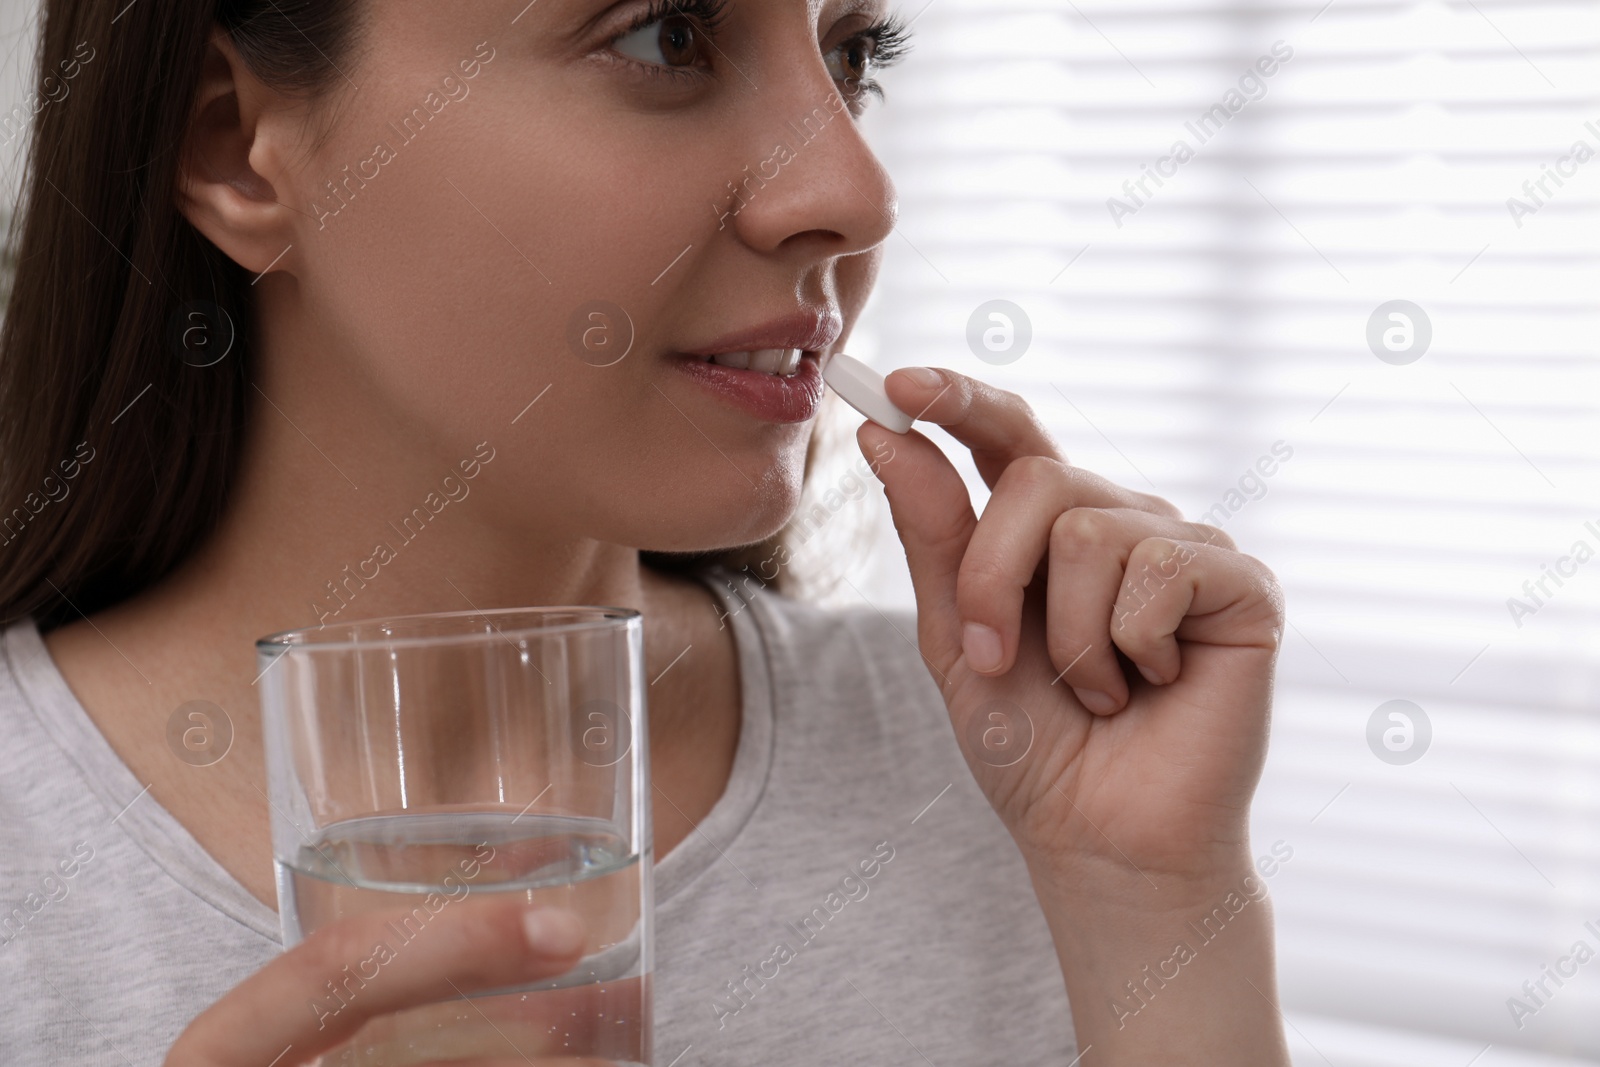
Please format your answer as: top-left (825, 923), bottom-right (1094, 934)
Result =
top-left (845, 362), bottom-right (1287, 1026)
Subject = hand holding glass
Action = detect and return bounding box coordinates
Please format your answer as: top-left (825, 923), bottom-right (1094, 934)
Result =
top-left (256, 607), bottom-right (652, 1065)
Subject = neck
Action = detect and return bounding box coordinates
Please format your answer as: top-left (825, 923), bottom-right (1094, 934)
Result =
top-left (53, 371), bottom-right (732, 757)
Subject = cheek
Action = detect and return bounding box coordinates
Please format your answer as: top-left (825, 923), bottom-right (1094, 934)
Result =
top-left (833, 248), bottom-right (885, 330)
top-left (299, 86), bottom-right (723, 421)
top-left (291, 57), bottom-right (819, 549)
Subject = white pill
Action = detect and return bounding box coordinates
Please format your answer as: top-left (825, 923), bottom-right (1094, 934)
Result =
top-left (821, 353), bottom-right (915, 434)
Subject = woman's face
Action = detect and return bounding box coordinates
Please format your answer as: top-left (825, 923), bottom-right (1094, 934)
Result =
top-left (269, 0), bottom-right (900, 554)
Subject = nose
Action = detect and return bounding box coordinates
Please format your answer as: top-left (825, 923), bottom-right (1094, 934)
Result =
top-left (718, 79), bottom-right (898, 260)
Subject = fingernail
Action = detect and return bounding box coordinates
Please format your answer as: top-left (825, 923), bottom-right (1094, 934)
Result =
top-left (963, 622), bottom-right (1003, 673)
top-left (1137, 664), bottom-right (1164, 686)
top-left (900, 366), bottom-right (943, 388)
top-left (1072, 688), bottom-right (1118, 714)
top-left (523, 906), bottom-right (585, 955)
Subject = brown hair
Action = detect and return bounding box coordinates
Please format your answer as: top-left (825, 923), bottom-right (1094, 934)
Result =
top-left (0, 0), bottom-right (814, 634)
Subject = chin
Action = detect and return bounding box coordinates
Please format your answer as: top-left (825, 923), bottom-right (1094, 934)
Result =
top-left (599, 431), bottom-right (810, 558)
top-left (632, 477), bottom-right (802, 557)
top-left (642, 506), bottom-right (792, 557)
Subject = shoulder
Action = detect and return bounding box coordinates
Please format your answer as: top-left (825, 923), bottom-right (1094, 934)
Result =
top-left (0, 615), bottom-right (93, 822)
top-left (0, 614), bottom-right (109, 894)
top-left (0, 614), bottom-right (58, 771)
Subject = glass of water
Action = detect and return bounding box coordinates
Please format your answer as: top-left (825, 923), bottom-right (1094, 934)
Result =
top-left (256, 606), bottom-right (651, 1066)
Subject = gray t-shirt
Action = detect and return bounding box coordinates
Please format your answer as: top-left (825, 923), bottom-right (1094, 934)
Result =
top-left (0, 564), bottom-right (1077, 1064)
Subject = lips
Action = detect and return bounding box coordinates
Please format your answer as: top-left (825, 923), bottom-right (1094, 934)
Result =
top-left (671, 350), bottom-right (825, 423)
top-left (679, 308), bottom-right (842, 363)
top-left (698, 348), bottom-right (804, 374)
top-left (666, 307), bottom-right (840, 423)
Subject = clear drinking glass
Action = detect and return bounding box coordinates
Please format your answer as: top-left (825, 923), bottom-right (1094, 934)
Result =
top-left (256, 607), bottom-right (652, 1066)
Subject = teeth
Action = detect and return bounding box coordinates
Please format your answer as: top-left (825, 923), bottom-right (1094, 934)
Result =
top-left (747, 349), bottom-right (785, 373)
top-left (707, 348), bottom-right (803, 376)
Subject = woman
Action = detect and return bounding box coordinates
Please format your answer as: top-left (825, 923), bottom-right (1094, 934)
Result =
top-left (0, 0), bottom-right (1292, 1063)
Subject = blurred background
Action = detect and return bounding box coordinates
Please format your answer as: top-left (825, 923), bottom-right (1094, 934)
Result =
top-left (840, 1), bottom-right (1600, 1064)
top-left (2, 0), bottom-right (1597, 1064)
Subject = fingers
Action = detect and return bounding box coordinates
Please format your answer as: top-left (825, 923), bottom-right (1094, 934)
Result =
top-left (1108, 538), bottom-right (1285, 694)
top-left (861, 367), bottom-right (1224, 687)
top-left (881, 368), bottom-right (1184, 524)
top-left (1049, 530), bottom-right (1279, 717)
top-left (956, 456), bottom-right (1233, 678)
top-left (1044, 508), bottom-right (1214, 711)
top-left (883, 367), bottom-right (1067, 488)
top-left (855, 420), bottom-right (977, 674)
top-left (958, 491), bottom-right (1260, 715)
top-left (166, 896), bottom-right (588, 1067)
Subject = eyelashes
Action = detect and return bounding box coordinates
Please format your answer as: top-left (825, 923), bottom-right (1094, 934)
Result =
top-left (620, 0), bottom-right (730, 40)
top-left (857, 13), bottom-right (911, 73)
top-left (838, 11), bottom-right (911, 104)
top-left (603, 0), bottom-right (913, 104)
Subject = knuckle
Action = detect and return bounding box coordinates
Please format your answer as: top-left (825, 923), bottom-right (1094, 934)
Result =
top-left (1112, 589), bottom-right (1160, 632)
top-left (1190, 523), bottom-right (1236, 550)
top-left (998, 452), bottom-right (1064, 495)
top-left (956, 555), bottom-right (1015, 618)
top-left (1250, 558), bottom-right (1288, 623)
top-left (957, 545), bottom-right (1013, 589)
top-left (974, 377), bottom-right (1027, 414)
top-left (1109, 598), bottom-right (1163, 652)
top-left (1115, 558), bottom-right (1174, 617)
top-left (1136, 491), bottom-right (1184, 519)
top-left (1245, 552), bottom-right (1278, 584)
top-left (1139, 534), bottom-right (1194, 567)
top-left (1050, 507), bottom-right (1116, 558)
top-left (947, 369), bottom-right (977, 405)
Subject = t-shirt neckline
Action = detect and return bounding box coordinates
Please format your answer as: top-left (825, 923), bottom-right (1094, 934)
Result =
top-left (653, 564), bottom-right (775, 905)
top-left (3, 563), bottom-right (775, 942)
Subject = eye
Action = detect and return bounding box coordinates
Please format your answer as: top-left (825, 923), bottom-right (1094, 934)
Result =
top-left (823, 17), bottom-right (911, 104)
top-left (825, 35), bottom-right (876, 86)
top-left (613, 13), bottom-right (710, 70)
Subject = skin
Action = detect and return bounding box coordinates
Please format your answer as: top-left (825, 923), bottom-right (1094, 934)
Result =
top-left (35, 1), bottom-right (1291, 1063)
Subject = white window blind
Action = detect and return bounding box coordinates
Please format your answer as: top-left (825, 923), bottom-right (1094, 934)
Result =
top-left (836, 1), bottom-right (1600, 1063)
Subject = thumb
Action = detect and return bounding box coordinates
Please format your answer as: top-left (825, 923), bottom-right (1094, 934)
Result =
top-left (857, 421), bottom-right (977, 676)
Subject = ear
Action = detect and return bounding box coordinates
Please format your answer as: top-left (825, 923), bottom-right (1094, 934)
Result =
top-left (176, 27), bottom-right (304, 277)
